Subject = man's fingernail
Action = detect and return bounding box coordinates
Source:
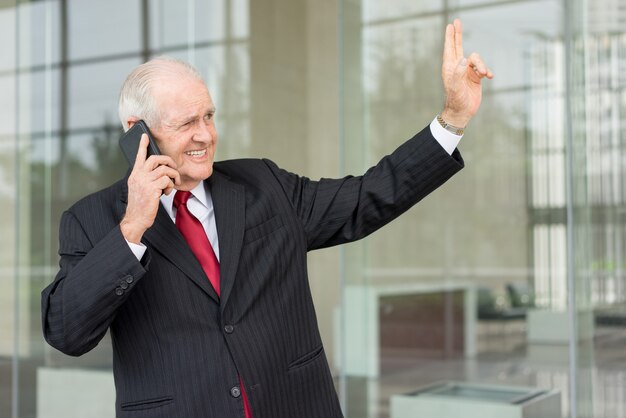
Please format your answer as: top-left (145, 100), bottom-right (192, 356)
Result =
top-left (461, 58), bottom-right (467, 66)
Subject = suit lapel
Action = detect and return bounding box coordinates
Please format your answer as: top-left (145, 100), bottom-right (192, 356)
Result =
top-left (144, 206), bottom-right (221, 303)
top-left (118, 179), bottom-right (220, 303)
top-left (209, 171), bottom-right (245, 313)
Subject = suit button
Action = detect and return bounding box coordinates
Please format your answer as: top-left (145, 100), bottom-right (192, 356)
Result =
top-left (224, 325), bottom-right (234, 334)
top-left (230, 386), bottom-right (241, 398)
top-left (120, 281), bottom-right (129, 290)
top-left (115, 288), bottom-right (124, 296)
top-left (124, 275), bottom-right (134, 284)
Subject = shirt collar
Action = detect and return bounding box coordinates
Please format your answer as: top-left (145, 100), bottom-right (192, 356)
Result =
top-left (160, 181), bottom-right (209, 219)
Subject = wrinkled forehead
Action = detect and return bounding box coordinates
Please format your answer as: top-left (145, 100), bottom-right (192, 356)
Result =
top-left (152, 74), bottom-right (214, 122)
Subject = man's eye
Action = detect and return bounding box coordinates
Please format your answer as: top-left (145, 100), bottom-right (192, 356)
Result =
top-left (204, 113), bottom-right (214, 121)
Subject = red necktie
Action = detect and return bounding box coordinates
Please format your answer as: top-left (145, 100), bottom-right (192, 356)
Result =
top-left (173, 191), bottom-right (220, 296)
top-left (173, 191), bottom-right (253, 417)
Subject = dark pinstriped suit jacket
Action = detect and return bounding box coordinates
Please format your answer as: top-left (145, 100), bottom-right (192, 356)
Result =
top-left (42, 126), bottom-right (463, 417)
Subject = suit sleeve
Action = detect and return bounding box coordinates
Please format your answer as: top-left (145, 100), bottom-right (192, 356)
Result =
top-left (263, 125), bottom-right (464, 251)
top-left (41, 210), bottom-right (150, 356)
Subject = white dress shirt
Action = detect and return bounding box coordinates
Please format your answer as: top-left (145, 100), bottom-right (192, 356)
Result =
top-left (127, 181), bottom-right (220, 262)
top-left (125, 116), bottom-right (461, 259)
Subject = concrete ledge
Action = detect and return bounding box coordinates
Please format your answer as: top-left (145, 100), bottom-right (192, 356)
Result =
top-left (37, 367), bottom-right (115, 418)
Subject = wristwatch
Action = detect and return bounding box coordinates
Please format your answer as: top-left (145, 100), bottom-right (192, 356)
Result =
top-left (436, 114), bottom-right (465, 136)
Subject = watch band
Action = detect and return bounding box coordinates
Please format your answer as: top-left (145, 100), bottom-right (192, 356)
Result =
top-left (436, 114), bottom-right (465, 136)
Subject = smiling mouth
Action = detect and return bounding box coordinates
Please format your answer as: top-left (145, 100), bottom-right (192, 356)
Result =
top-left (185, 149), bottom-right (206, 157)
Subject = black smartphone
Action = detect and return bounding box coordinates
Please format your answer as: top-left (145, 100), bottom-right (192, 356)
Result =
top-left (119, 120), bottom-right (162, 166)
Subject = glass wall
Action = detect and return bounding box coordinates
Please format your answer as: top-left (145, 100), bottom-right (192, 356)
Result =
top-left (339, 1), bottom-right (625, 418)
top-left (3, 1), bottom-right (343, 417)
top-left (3, 0), bottom-right (252, 416)
top-left (1, 0), bottom-right (625, 417)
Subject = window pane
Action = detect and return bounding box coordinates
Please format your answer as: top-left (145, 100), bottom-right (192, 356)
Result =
top-left (0, 75), bottom-right (16, 136)
top-left (459, 1), bottom-right (562, 91)
top-left (16, 0), bottom-right (61, 68)
top-left (150, 0), bottom-right (227, 50)
top-left (16, 69), bottom-right (61, 136)
top-left (0, 7), bottom-right (16, 72)
top-left (231, 0), bottom-right (249, 38)
top-left (68, 58), bottom-right (141, 130)
top-left (68, 0), bottom-right (141, 60)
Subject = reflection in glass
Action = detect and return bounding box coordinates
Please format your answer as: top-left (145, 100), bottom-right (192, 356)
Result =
top-left (68, 0), bottom-right (141, 60)
top-left (342, 0), bottom-right (626, 417)
top-left (68, 59), bottom-right (141, 130)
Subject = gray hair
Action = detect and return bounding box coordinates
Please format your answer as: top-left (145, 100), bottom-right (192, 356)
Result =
top-left (118, 56), bottom-right (204, 131)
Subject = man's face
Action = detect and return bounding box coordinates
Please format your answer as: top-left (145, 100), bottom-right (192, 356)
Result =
top-left (150, 75), bottom-right (218, 191)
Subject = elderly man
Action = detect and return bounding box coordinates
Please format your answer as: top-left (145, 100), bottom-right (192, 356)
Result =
top-left (42, 19), bottom-right (492, 417)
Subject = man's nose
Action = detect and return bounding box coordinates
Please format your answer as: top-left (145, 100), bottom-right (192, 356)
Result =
top-left (194, 121), bottom-right (214, 143)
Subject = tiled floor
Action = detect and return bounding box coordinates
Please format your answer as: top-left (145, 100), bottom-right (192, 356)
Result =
top-left (343, 324), bottom-right (626, 418)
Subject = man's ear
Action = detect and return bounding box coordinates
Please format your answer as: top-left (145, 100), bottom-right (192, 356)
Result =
top-left (126, 117), bottom-right (140, 130)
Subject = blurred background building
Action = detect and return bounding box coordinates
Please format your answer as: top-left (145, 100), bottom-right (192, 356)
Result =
top-left (0, 0), bottom-right (625, 417)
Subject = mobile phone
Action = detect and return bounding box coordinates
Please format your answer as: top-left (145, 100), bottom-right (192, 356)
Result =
top-left (119, 120), bottom-right (162, 166)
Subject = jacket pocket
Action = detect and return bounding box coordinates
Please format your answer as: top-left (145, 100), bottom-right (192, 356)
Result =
top-left (287, 345), bottom-right (324, 371)
top-left (120, 396), bottom-right (174, 411)
top-left (243, 215), bottom-right (284, 245)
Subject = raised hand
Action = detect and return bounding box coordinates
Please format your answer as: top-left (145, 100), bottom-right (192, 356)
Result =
top-left (440, 19), bottom-right (493, 128)
top-left (120, 134), bottom-right (181, 244)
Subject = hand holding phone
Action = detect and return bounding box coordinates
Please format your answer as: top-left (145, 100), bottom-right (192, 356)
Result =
top-left (119, 120), bottom-right (162, 165)
top-left (118, 121), bottom-right (181, 243)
